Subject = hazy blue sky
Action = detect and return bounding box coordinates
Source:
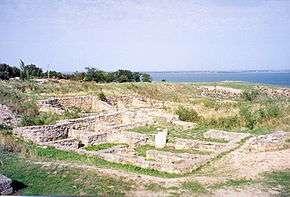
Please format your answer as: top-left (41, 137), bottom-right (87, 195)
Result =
top-left (1, 0), bottom-right (290, 72)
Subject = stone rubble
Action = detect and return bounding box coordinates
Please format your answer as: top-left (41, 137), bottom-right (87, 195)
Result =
top-left (0, 104), bottom-right (19, 128)
top-left (0, 175), bottom-right (13, 195)
top-left (195, 86), bottom-right (242, 99)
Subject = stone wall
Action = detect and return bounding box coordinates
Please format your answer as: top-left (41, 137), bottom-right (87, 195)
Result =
top-left (38, 96), bottom-right (113, 114)
top-left (107, 131), bottom-right (149, 146)
top-left (174, 138), bottom-right (228, 153)
top-left (13, 123), bottom-right (70, 143)
top-left (246, 131), bottom-right (290, 152)
top-left (12, 113), bottom-right (115, 143)
top-left (43, 138), bottom-right (80, 149)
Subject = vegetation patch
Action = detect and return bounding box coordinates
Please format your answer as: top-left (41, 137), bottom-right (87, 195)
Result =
top-left (209, 179), bottom-right (256, 190)
top-left (32, 146), bottom-right (180, 178)
top-left (85, 143), bottom-right (128, 151)
top-left (262, 170), bottom-right (290, 196)
top-left (21, 107), bottom-right (82, 126)
top-left (176, 106), bottom-right (201, 122)
top-left (182, 181), bottom-right (207, 193)
top-left (0, 151), bottom-right (134, 196)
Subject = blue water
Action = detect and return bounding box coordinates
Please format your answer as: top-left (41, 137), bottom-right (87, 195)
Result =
top-left (148, 72), bottom-right (290, 87)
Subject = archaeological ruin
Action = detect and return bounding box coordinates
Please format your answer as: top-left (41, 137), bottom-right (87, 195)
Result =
top-left (10, 95), bottom-right (290, 177)
top-left (11, 96), bottom-right (246, 174)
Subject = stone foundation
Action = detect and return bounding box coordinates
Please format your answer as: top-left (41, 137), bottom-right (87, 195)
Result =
top-left (246, 131), bottom-right (290, 152)
top-left (203, 129), bottom-right (250, 143)
top-left (38, 96), bottom-right (113, 114)
top-left (174, 138), bottom-right (228, 153)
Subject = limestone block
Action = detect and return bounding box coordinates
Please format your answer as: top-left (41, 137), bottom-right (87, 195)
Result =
top-left (155, 130), bottom-right (168, 149)
top-left (80, 133), bottom-right (108, 146)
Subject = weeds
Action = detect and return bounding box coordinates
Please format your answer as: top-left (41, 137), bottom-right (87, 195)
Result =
top-left (21, 107), bottom-right (82, 126)
top-left (176, 106), bottom-right (200, 122)
top-left (0, 151), bottom-right (134, 196)
top-left (85, 143), bottom-right (128, 151)
top-left (182, 181), bottom-right (207, 193)
top-left (241, 89), bottom-right (259, 101)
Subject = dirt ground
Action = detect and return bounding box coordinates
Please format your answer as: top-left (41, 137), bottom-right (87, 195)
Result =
top-left (203, 144), bottom-right (290, 179)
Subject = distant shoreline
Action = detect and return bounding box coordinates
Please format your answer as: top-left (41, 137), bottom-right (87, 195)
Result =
top-left (148, 71), bottom-right (290, 87)
top-left (147, 70), bottom-right (290, 74)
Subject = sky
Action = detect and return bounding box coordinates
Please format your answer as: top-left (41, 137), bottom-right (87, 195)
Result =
top-left (0, 0), bottom-right (290, 72)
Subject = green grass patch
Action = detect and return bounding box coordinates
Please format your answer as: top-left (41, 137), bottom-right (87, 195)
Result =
top-left (210, 179), bottom-right (256, 190)
top-left (0, 151), bottom-right (134, 196)
top-left (182, 181), bottom-right (207, 193)
top-left (144, 183), bottom-right (166, 191)
top-left (131, 124), bottom-right (228, 143)
top-left (85, 143), bottom-right (128, 151)
top-left (262, 170), bottom-right (290, 196)
top-left (33, 146), bottom-right (180, 178)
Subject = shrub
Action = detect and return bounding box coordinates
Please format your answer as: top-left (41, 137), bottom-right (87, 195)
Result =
top-left (176, 106), bottom-right (200, 122)
top-left (98, 92), bottom-right (107, 102)
top-left (264, 105), bottom-right (281, 118)
top-left (201, 116), bottom-right (240, 130)
top-left (241, 89), bottom-right (259, 101)
top-left (63, 107), bottom-right (82, 119)
top-left (21, 108), bottom-right (82, 126)
top-left (21, 112), bottom-right (59, 126)
top-left (239, 105), bottom-right (257, 130)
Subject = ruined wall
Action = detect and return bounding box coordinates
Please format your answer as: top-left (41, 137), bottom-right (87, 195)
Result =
top-left (256, 86), bottom-right (290, 98)
top-left (246, 131), bottom-right (290, 152)
top-left (39, 96), bottom-right (113, 114)
top-left (12, 112), bottom-right (135, 144)
top-left (107, 131), bottom-right (149, 146)
top-left (195, 86), bottom-right (242, 99)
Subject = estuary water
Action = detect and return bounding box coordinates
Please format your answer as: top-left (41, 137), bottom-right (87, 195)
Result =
top-left (148, 71), bottom-right (290, 87)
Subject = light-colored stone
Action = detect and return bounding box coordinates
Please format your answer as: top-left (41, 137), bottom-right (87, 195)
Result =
top-left (0, 175), bottom-right (13, 195)
top-left (246, 131), bottom-right (290, 152)
top-left (204, 129), bottom-right (250, 143)
top-left (0, 104), bottom-right (19, 128)
top-left (155, 130), bottom-right (168, 149)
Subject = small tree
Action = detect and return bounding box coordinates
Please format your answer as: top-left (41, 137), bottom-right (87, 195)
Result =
top-left (141, 73), bottom-right (152, 82)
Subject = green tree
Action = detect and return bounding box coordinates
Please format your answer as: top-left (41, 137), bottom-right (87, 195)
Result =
top-left (0, 63), bottom-right (21, 80)
top-left (19, 60), bottom-right (43, 79)
top-left (141, 73), bottom-right (152, 82)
